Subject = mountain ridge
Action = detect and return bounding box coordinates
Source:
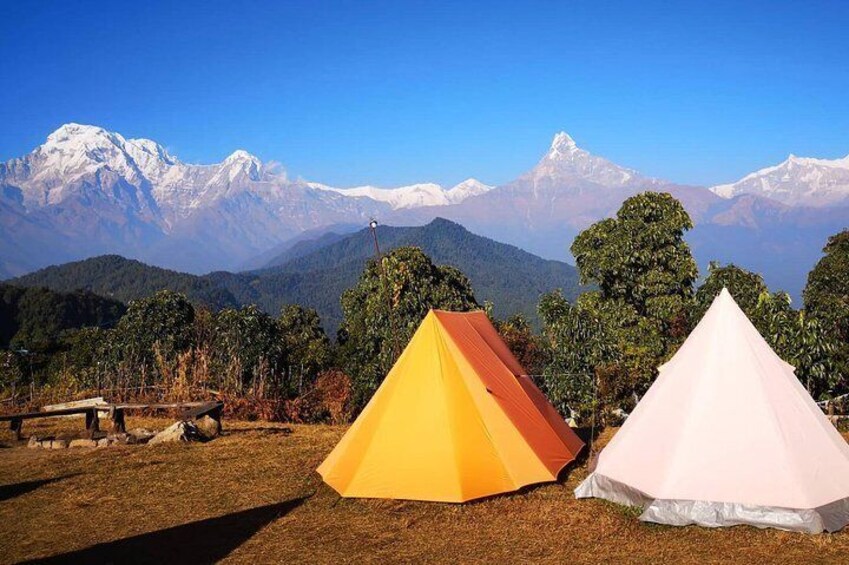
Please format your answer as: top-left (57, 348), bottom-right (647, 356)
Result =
top-left (9, 218), bottom-right (583, 333)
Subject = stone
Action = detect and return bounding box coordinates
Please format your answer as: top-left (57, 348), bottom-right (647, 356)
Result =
top-left (106, 432), bottom-right (130, 445)
top-left (195, 415), bottom-right (221, 439)
top-left (148, 421), bottom-right (204, 446)
top-left (69, 439), bottom-right (98, 448)
top-left (126, 428), bottom-right (156, 445)
top-left (27, 436), bottom-right (40, 448)
top-left (49, 439), bottom-right (68, 449)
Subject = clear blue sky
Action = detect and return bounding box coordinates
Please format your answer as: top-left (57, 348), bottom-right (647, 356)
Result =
top-left (1, 0), bottom-right (848, 188)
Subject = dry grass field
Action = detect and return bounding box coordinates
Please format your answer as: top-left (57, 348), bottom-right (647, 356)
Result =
top-left (1, 417), bottom-right (849, 564)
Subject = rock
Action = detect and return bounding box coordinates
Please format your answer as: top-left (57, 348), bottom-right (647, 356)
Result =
top-left (27, 436), bottom-right (40, 448)
top-left (148, 421), bottom-right (204, 446)
top-left (195, 415), bottom-right (221, 439)
top-left (96, 438), bottom-right (112, 447)
top-left (49, 439), bottom-right (68, 449)
top-left (107, 433), bottom-right (130, 445)
top-left (69, 439), bottom-right (98, 448)
top-left (126, 428), bottom-right (156, 445)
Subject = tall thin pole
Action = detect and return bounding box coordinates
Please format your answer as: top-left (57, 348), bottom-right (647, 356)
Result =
top-left (369, 220), bottom-right (401, 363)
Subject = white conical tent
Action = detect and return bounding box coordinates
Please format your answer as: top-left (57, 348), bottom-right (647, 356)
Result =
top-left (575, 288), bottom-right (849, 533)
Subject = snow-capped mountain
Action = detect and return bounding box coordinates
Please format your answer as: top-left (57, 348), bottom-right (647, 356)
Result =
top-left (308, 178), bottom-right (493, 209)
top-left (395, 131), bottom-right (703, 261)
top-left (526, 131), bottom-right (657, 190)
top-left (0, 124), bottom-right (398, 273)
top-left (2, 123), bottom-right (847, 299)
top-left (711, 153), bottom-right (849, 207)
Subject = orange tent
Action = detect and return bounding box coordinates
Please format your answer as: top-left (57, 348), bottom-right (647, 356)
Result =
top-left (317, 310), bottom-right (584, 502)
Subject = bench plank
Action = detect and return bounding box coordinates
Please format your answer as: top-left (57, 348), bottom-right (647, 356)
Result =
top-left (0, 406), bottom-right (107, 421)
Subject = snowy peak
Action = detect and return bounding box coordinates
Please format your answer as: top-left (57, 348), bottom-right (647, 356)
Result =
top-left (45, 123), bottom-right (113, 145)
top-left (224, 149), bottom-right (260, 164)
top-left (308, 178), bottom-right (493, 210)
top-left (547, 131), bottom-right (579, 157)
top-left (219, 150), bottom-right (262, 182)
top-left (126, 138), bottom-right (177, 166)
top-left (38, 123), bottom-right (134, 178)
top-left (529, 130), bottom-right (648, 188)
top-left (447, 178), bottom-right (494, 200)
top-left (710, 153), bottom-right (849, 207)
top-left (309, 182), bottom-right (447, 209)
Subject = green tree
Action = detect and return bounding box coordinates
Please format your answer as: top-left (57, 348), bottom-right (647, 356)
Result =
top-left (278, 304), bottom-right (332, 394)
top-left (111, 290), bottom-right (195, 386)
top-left (0, 351), bottom-right (24, 391)
top-left (804, 229), bottom-right (849, 391)
top-left (755, 291), bottom-right (837, 400)
top-left (213, 305), bottom-right (282, 393)
top-left (54, 326), bottom-right (110, 390)
top-left (492, 313), bottom-right (546, 376)
top-left (339, 246), bottom-right (478, 409)
top-left (692, 262), bottom-right (768, 324)
top-left (537, 290), bottom-right (617, 423)
top-left (569, 192), bottom-right (698, 403)
top-left (572, 192), bottom-right (697, 327)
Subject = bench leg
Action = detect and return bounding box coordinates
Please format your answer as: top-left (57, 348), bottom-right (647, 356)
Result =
top-left (111, 409), bottom-right (126, 434)
top-left (210, 405), bottom-right (223, 434)
top-left (85, 410), bottom-right (100, 439)
top-left (10, 418), bottom-right (22, 441)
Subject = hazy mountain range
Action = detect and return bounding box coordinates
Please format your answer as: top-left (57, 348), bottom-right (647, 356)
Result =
top-left (2, 123), bottom-right (847, 300)
top-left (10, 219), bottom-right (582, 332)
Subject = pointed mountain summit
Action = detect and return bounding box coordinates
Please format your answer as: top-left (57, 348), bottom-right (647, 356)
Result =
top-left (546, 131), bottom-right (579, 158)
top-left (218, 149), bottom-right (262, 182)
top-left (576, 287), bottom-right (849, 532)
top-left (527, 130), bottom-right (653, 188)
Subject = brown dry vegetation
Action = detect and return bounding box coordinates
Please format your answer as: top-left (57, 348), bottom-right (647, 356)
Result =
top-left (1, 419), bottom-right (849, 564)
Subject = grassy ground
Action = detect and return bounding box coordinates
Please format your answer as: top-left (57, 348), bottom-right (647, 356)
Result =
top-left (1, 418), bottom-right (848, 564)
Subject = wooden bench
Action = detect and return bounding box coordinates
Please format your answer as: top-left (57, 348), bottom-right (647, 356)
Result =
top-left (0, 401), bottom-right (224, 441)
top-left (0, 406), bottom-right (105, 440)
top-left (106, 401), bottom-right (223, 434)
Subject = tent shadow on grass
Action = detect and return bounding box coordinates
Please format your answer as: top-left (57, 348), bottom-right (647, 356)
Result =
top-left (0, 474), bottom-right (80, 502)
top-left (22, 496), bottom-right (308, 565)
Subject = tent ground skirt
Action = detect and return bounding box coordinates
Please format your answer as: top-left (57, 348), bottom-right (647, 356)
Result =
top-left (576, 472), bottom-right (849, 534)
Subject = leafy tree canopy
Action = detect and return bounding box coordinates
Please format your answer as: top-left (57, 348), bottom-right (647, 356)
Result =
top-left (693, 262), bottom-right (769, 323)
top-left (571, 191), bottom-right (697, 322)
top-left (113, 290), bottom-right (195, 364)
top-left (566, 192), bottom-right (698, 405)
top-left (213, 305), bottom-right (281, 391)
top-left (278, 304), bottom-right (332, 390)
top-left (803, 229), bottom-right (849, 391)
top-left (804, 230), bottom-right (849, 346)
top-left (339, 246), bottom-right (479, 409)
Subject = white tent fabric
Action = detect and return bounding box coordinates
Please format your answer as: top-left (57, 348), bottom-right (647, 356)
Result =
top-left (575, 288), bottom-right (849, 533)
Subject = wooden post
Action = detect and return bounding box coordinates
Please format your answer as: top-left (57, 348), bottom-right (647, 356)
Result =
top-left (111, 408), bottom-right (126, 434)
top-left (210, 403), bottom-right (223, 434)
top-left (10, 418), bottom-right (22, 441)
top-left (85, 409), bottom-right (100, 439)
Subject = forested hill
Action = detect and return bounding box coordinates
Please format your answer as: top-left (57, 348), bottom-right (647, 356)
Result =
top-left (253, 218), bottom-right (583, 328)
top-left (6, 219), bottom-right (582, 334)
top-left (9, 255), bottom-right (239, 311)
top-left (0, 283), bottom-right (126, 350)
